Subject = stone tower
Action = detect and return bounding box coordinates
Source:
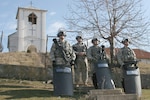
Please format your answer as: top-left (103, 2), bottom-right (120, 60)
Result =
top-left (8, 6), bottom-right (47, 53)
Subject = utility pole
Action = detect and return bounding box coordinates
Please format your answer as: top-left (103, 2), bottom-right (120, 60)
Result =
top-left (30, 1), bottom-right (33, 7)
top-left (0, 31), bottom-right (3, 52)
top-left (44, 35), bottom-right (56, 83)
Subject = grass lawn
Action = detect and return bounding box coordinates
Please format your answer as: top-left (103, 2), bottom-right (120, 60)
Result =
top-left (0, 78), bottom-right (149, 100)
top-left (0, 78), bottom-right (86, 100)
top-left (141, 89), bottom-right (150, 100)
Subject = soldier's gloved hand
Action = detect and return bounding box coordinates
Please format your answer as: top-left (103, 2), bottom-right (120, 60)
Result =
top-left (70, 60), bottom-right (75, 66)
top-left (91, 58), bottom-right (97, 62)
top-left (52, 60), bottom-right (56, 67)
top-left (120, 63), bottom-right (124, 68)
top-left (134, 66), bottom-right (138, 69)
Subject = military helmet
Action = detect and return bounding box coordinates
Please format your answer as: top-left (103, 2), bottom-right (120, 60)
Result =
top-left (76, 36), bottom-right (82, 40)
top-left (91, 38), bottom-right (99, 43)
top-left (57, 30), bottom-right (66, 37)
top-left (122, 38), bottom-right (129, 43)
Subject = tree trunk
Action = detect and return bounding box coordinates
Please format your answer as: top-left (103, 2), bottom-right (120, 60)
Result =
top-left (109, 37), bottom-right (115, 67)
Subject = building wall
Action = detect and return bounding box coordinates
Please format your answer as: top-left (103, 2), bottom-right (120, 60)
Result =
top-left (8, 32), bottom-right (18, 52)
top-left (8, 7), bottom-right (47, 53)
top-left (140, 59), bottom-right (150, 64)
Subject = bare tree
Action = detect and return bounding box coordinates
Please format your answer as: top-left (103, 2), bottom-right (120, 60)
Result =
top-left (65, 0), bottom-right (150, 66)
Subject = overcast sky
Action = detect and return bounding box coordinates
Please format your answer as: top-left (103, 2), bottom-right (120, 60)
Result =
top-left (0, 0), bottom-right (150, 52)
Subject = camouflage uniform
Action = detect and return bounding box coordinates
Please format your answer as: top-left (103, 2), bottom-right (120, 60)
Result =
top-left (87, 38), bottom-right (107, 89)
top-left (116, 39), bottom-right (136, 90)
top-left (87, 45), bottom-right (103, 74)
top-left (117, 45), bottom-right (136, 66)
top-left (50, 39), bottom-right (76, 66)
top-left (72, 42), bottom-right (88, 86)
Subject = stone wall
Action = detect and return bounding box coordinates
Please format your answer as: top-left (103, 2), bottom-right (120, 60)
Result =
top-left (111, 68), bottom-right (150, 89)
top-left (0, 64), bottom-right (49, 80)
top-left (140, 74), bottom-right (150, 89)
top-left (0, 52), bottom-right (52, 81)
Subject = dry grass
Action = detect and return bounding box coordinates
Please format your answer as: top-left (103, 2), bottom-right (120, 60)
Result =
top-left (0, 78), bottom-right (149, 100)
top-left (138, 62), bottom-right (150, 74)
top-left (141, 89), bottom-right (150, 100)
top-left (0, 78), bottom-right (86, 100)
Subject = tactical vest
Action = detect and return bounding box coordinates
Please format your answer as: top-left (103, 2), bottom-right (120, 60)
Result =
top-left (121, 47), bottom-right (135, 61)
top-left (54, 40), bottom-right (72, 61)
top-left (73, 43), bottom-right (87, 59)
top-left (90, 46), bottom-right (102, 60)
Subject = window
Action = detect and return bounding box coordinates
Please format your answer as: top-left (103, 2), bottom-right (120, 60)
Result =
top-left (28, 13), bottom-right (37, 24)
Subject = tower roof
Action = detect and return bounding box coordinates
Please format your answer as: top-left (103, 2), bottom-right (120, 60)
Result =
top-left (16, 6), bottom-right (47, 19)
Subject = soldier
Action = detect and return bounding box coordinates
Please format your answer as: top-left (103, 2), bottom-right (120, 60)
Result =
top-left (116, 38), bottom-right (136, 90)
top-left (117, 38), bottom-right (136, 67)
top-left (72, 36), bottom-right (89, 87)
top-left (50, 30), bottom-right (76, 96)
top-left (87, 38), bottom-right (106, 89)
top-left (50, 30), bottom-right (76, 67)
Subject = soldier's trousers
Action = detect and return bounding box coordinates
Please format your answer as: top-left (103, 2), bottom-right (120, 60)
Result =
top-left (74, 59), bottom-right (88, 84)
top-left (92, 73), bottom-right (98, 89)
